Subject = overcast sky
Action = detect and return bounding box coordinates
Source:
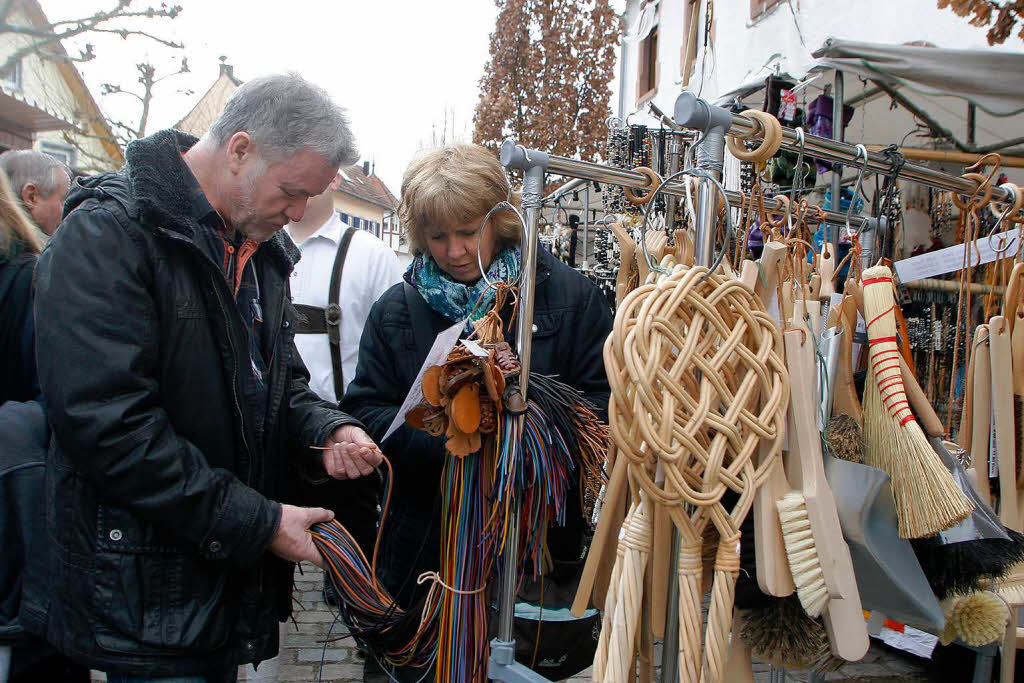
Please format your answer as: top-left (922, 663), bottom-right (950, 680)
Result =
top-left (41, 0), bottom-right (507, 194)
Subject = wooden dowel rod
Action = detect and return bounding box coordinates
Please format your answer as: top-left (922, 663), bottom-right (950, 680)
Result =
top-left (901, 278), bottom-right (1005, 295)
top-left (866, 145), bottom-right (1024, 170)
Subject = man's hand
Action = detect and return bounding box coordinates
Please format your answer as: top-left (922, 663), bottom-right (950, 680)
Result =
top-left (322, 424), bottom-right (383, 480)
top-left (268, 504), bottom-right (333, 568)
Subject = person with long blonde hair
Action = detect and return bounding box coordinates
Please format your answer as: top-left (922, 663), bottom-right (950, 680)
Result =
top-left (0, 167), bottom-right (46, 404)
top-left (0, 161), bottom-right (88, 682)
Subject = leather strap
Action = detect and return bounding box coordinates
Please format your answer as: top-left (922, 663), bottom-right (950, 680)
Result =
top-left (292, 224), bottom-right (356, 401)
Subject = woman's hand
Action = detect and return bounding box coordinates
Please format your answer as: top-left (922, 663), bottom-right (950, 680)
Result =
top-left (322, 424), bottom-right (383, 479)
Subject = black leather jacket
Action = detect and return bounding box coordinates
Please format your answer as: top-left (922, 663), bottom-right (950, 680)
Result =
top-left (25, 129), bottom-right (361, 675)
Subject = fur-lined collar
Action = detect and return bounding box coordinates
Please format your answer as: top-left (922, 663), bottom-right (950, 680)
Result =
top-left (122, 129), bottom-right (299, 273)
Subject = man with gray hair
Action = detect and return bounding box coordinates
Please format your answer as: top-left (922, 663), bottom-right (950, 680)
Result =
top-left (26, 74), bottom-right (383, 681)
top-left (0, 149), bottom-right (71, 235)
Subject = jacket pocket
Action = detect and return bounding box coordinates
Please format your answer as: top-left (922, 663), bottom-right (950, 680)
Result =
top-left (92, 504), bottom-right (235, 656)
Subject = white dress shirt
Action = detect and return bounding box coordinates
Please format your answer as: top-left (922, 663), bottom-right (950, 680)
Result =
top-left (285, 213), bottom-right (404, 403)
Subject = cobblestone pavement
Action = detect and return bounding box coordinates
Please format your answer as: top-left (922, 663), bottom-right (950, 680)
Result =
top-left (90, 563), bottom-right (955, 682)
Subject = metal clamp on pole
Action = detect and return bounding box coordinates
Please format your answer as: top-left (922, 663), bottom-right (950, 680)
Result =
top-left (489, 139), bottom-right (552, 683)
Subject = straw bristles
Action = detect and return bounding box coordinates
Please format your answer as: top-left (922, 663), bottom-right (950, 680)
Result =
top-left (941, 591), bottom-right (1009, 647)
top-left (861, 265), bottom-right (974, 538)
top-left (776, 492), bottom-right (829, 618)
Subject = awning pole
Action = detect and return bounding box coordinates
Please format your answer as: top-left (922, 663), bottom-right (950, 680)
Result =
top-left (829, 69), bottom-right (844, 249)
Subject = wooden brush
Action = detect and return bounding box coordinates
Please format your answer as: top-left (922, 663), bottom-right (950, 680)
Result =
top-left (939, 591), bottom-right (1010, 647)
top-left (780, 329), bottom-right (868, 661)
top-left (860, 265), bottom-right (974, 538)
top-left (989, 316), bottom-right (1020, 530)
top-left (741, 254), bottom-right (796, 600)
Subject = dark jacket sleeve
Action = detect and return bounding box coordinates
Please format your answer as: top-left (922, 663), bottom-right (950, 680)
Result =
top-left (341, 296), bottom-right (445, 471)
top-left (282, 307), bottom-right (364, 456)
top-left (568, 281), bottom-right (613, 420)
top-left (34, 205), bottom-right (278, 566)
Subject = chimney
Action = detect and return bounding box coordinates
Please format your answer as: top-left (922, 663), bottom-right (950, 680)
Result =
top-left (362, 161), bottom-right (370, 176)
top-left (218, 56), bottom-right (234, 82)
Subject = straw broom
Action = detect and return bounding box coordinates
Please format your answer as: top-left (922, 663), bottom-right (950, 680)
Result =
top-left (861, 265), bottom-right (974, 538)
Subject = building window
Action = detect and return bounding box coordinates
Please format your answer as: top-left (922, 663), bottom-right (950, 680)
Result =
top-left (1, 60), bottom-right (22, 91)
top-left (750, 0), bottom-right (784, 20)
top-left (637, 25), bottom-right (658, 104)
top-left (40, 141), bottom-right (76, 168)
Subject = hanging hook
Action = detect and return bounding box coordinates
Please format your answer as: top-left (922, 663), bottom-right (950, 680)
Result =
top-left (844, 143), bottom-right (870, 239)
top-left (985, 183), bottom-right (1022, 255)
top-left (792, 127), bottom-right (808, 198)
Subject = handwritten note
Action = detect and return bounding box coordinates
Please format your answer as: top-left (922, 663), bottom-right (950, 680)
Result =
top-left (382, 318), bottom-right (466, 442)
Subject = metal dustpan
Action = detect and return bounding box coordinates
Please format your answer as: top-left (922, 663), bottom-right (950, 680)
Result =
top-left (824, 453), bottom-right (945, 631)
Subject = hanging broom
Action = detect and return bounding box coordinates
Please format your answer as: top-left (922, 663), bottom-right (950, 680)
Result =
top-left (861, 265), bottom-right (974, 538)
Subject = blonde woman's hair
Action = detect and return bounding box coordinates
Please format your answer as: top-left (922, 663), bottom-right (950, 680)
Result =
top-left (0, 168), bottom-right (44, 256)
top-left (400, 144), bottom-right (522, 255)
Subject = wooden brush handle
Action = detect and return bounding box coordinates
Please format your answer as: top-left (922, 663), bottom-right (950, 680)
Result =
top-left (823, 594), bottom-right (871, 662)
top-left (898, 354), bottom-right (945, 439)
top-left (723, 610), bottom-right (755, 683)
top-left (573, 448), bottom-right (628, 616)
top-left (1003, 262), bottom-right (1024, 329)
top-left (959, 326), bottom-right (979, 451)
top-left (612, 222), bottom-right (635, 307)
top-left (990, 317), bottom-right (1021, 532)
top-left (784, 329), bottom-right (860, 602)
top-left (756, 241), bottom-right (787, 308)
top-left (754, 446), bottom-right (796, 597)
top-left (832, 296), bottom-right (864, 425)
top-left (970, 325), bottom-right (993, 507)
top-left (818, 245), bottom-right (836, 299)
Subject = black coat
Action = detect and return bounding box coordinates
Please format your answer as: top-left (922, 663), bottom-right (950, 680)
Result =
top-left (26, 129), bottom-right (361, 675)
top-left (342, 249), bottom-right (612, 601)
top-left (0, 248), bottom-right (39, 405)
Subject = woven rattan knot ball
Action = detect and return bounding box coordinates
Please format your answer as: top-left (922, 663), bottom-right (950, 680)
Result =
top-left (604, 265), bottom-right (788, 510)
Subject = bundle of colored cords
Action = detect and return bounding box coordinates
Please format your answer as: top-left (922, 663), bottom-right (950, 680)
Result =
top-left (310, 373), bottom-right (608, 681)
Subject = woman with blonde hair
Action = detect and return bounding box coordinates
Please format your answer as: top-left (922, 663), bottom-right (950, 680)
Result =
top-left (0, 168), bottom-right (46, 403)
top-left (342, 143), bottom-right (612, 680)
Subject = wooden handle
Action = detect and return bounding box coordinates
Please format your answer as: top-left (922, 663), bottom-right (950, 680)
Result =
top-left (990, 317), bottom-right (1021, 531)
top-left (612, 222), bottom-right (635, 307)
top-left (755, 241), bottom-right (788, 308)
top-left (898, 353), bottom-right (945, 439)
top-left (723, 610), bottom-right (756, 682)
top-left (784, 329), bottom-right (860, 602)
top-left (823, 593), bottom-right (871, 662)
top-left (971, 325), bottom-right (993, 507)
top-left (1003, 262), bottom-right (1024, 330)
top-left (832, 296), bottom-right (864, 425)
top-left (818, 246), bottom-right (836, 299)
top-left (754, 452), bottom-right (796, 597)
top-left (573, 449), bottom-right (628, 616)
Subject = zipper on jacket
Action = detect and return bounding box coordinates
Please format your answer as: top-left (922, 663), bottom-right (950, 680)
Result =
top-left (209, 272), bottom-right (254, 486)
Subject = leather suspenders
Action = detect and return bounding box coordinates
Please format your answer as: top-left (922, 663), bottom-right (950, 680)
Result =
top-left (294, 225), bottom-right (357, 400)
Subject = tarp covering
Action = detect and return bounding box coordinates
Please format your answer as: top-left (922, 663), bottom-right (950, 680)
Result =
top-left (811, 37), bottom-right (1024, 117)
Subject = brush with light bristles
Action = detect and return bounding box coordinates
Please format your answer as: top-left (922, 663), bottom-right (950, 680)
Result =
top-left (778, 325), bottom-right (868, 661)
top-left (939, 591), bottom-right (1010, 647)
top-left (860, 265), bottom-right (974, 538)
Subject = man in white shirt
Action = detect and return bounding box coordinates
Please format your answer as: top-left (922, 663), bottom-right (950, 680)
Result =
top-left (285, 172), bottom-right (403, 404)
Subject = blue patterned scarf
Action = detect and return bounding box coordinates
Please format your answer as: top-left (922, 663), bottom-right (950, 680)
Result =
top-left (406, 247), bottom-right (521, 331)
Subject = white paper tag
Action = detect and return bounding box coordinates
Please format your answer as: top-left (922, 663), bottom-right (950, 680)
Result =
top-left (460, 338), bottom-right (490, 358)
top-left (894, 233), bottom-right (1014, 283)
top-left (382, 318), bottom-right (466, 442)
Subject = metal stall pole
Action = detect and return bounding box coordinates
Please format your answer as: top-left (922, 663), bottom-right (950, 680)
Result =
top-left (488, 141), bottom-right (552, 683)
top-left (584, 183), bottom-right (590, 269)
top-left (829, 70), bottom-right (844, 249)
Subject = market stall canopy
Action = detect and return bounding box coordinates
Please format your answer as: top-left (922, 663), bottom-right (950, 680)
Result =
top-left (811, 38), bottom-right (1024, 117)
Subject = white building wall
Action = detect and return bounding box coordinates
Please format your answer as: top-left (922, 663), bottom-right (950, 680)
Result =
top-left (618, 0), bottom-right (1006, 124)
